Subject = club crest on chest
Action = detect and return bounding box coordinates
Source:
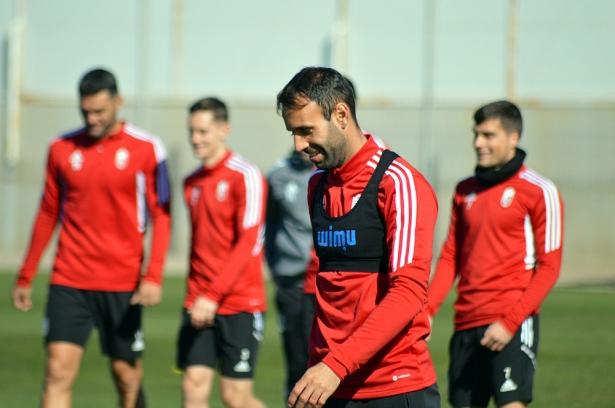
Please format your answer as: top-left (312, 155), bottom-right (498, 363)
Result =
top-left (501, 187), bottom-right (516, 208)
top-left (216, 180), bottom-right (229, 202)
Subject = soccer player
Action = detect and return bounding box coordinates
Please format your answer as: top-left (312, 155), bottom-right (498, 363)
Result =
top-left (177, 97), bottom-right (268, 408)
top-left (278, 67), bottom-right (440, 408)
top-left (301, 76), bottom-right (390, 312)
top-left (11, 68), bottom-right (172, 408)
top-left (426, 100), bottom-right (564, 408)
top-left (265, 149), bottom-right (316, 399)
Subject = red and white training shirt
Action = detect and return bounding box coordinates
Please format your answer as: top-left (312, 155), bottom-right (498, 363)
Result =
top-left (307, 135), bottom-right (439, 399)
top-left (426, 166), bottom-right (564, 334)
top-left (17, 123), bottom-right (172, 291)
top-left (183, 150), bottom-right (267, 315)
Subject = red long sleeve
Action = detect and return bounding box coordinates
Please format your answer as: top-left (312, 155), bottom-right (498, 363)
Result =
top-left (427, 166), bottom-right (564, 334)
top-left (184, 151), bottom-right (267, 315)
top-left (16, 123), bottom-right (172, 291)
top-left (307, 136), bottom-right (438, 399)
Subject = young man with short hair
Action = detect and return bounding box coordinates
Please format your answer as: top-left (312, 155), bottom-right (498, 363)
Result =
top-left (427, 100), bottom-right (564, 408)
top-left (278, 67), bottom-right (440, 408)
top-left (177, 97), bottom-right (268, 408)
top-left (11, 68), bottom-right (172, 408)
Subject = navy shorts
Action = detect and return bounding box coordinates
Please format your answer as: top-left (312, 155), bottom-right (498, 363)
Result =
top-left (448, 315), bottom-right (539, 407)
top-left (323, 383), bottom-right (440, 408)
top-left (44, 285), bottom-right (144, 361)
top-left (176, 309), bottom-right (265, 379)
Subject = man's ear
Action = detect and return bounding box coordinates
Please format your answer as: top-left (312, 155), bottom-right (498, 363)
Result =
top-left (220, 122), bottom-right (231, 141)
top-left (333, 103), bottom-right (351, 130)
top-left (113, 94), bottom-right (124, 110)
top-left (509, 130), bottom-right (520, 147)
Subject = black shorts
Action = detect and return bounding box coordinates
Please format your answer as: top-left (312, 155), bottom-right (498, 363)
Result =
top-left (324, 383), bottom-right (440, 408)
top-left (448, 315), bottom-right (540, 407)
top-left (176, 310), bottom-right (265, 379)
top-left (44, 285), bottom-right (143, 361)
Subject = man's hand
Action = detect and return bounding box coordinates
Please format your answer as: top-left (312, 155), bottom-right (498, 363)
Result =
top-left (287, 362), bottom-right (341, 408)
top-left (188, 296), bottom-right (219, 329)
top-left (480, 321), bottom-right (513, 351)
top-left (11, 285), bottom-right (33, 311)
top-left (130, 281), bottom-right (162, 307)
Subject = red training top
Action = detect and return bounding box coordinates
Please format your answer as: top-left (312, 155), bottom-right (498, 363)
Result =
top-left (17, 123), bottom-right (172, 291)
top-left (307, 135), bottom-right (438, 399)
top-left (426, 166), bottom-right (564, 335)
top-left (183, 150), bottom-right (267, 315)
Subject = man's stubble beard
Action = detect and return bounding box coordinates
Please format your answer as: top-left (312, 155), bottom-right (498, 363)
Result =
top-left (316, 122), bottom-right (348, 171)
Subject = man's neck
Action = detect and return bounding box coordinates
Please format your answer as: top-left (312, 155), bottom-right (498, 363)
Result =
top-left (341, 126), bottom-right (368, 167)
top-left (202, 147), bottom-right (229, 169)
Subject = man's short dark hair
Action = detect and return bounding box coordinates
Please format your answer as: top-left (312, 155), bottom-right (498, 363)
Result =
top-left (79, 68), bottom-right (118, 97)
top-left (474, 100), bottom-right (523, 137)
top-left (277, 67), bottom-right (358, 124)
top-left (189, 97), bottom-right (229, 123)
top-left (344, 76), bottom-right (357, 101)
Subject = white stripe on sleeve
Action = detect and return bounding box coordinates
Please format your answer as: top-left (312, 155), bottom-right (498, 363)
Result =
top-left (384, 159), bottom-right (418, 271)
top-left (227, 155), bottom-right (263, 229)
top-left (520, 170), bottom-right (562, 253)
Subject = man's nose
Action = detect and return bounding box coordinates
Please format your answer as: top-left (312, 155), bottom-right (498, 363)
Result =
top-left (294, 135), bottom-right (308, 153)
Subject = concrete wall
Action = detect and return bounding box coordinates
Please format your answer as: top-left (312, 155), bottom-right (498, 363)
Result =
top-left (1, 0), bottom-right (614, 283)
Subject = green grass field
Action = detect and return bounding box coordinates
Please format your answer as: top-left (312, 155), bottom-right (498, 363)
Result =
top-left (1, 272), bottom-right (614, 407)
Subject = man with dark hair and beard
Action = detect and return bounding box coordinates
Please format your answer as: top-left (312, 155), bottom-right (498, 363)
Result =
top-left (277, 66), bottom-right (441, 408)
top-left (427, 100), bottom-right (564, 408)
top-left (11, 68), bottom-right (171, 408)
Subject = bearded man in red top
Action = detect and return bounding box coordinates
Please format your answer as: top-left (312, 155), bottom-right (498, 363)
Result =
top-left (278, 67), bottom-right (440, 408)
top-left (11, 68), bottom-right (171, 408)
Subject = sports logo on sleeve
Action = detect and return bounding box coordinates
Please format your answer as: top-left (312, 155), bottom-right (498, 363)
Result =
top-left (501, 187), bottom-right (516, 208)
top-left (216, 180), bottom-right (229, 201)
top-left (69, 150), bottom-right (84, 171)
top-left (114, 148), bottom-right (130, 170)
top-left (464, 192), bottom-right (476, 209)
top-left (190, 186), bottom-right (201, 206)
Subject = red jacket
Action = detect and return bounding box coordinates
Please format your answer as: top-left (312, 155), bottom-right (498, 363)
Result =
top-left (17, 123), bottom-right (171, 291)
top-left (426, 166), bottom-right (564, 334)
top-left (307, 135), bottom-right (438, 399)
top-left (183, 151), bottom-right (267, 314)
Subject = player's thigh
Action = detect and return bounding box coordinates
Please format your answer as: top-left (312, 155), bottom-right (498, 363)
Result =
top-left (489, 315), bottom-right (539, 407)
top-left (217, 312), bottom-right (265, 379)
top-left (176, 308), bottom-right (217, 370)
top-left (91, 290), bottom-right (143, 361)
top-left (448, 326), bottom-right (491, 408)
top-left (44, 285), bottom-right (94, 348)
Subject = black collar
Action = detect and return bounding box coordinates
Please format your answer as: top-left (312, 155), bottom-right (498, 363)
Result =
top-left (475, 148), bottom-right (526, 187)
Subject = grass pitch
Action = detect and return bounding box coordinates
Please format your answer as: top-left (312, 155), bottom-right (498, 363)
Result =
top-left (1, 272), bottom-right (614, 407)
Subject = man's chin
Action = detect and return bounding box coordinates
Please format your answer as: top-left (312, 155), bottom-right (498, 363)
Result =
top-left (86, 129), bottom-right (106, 139)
